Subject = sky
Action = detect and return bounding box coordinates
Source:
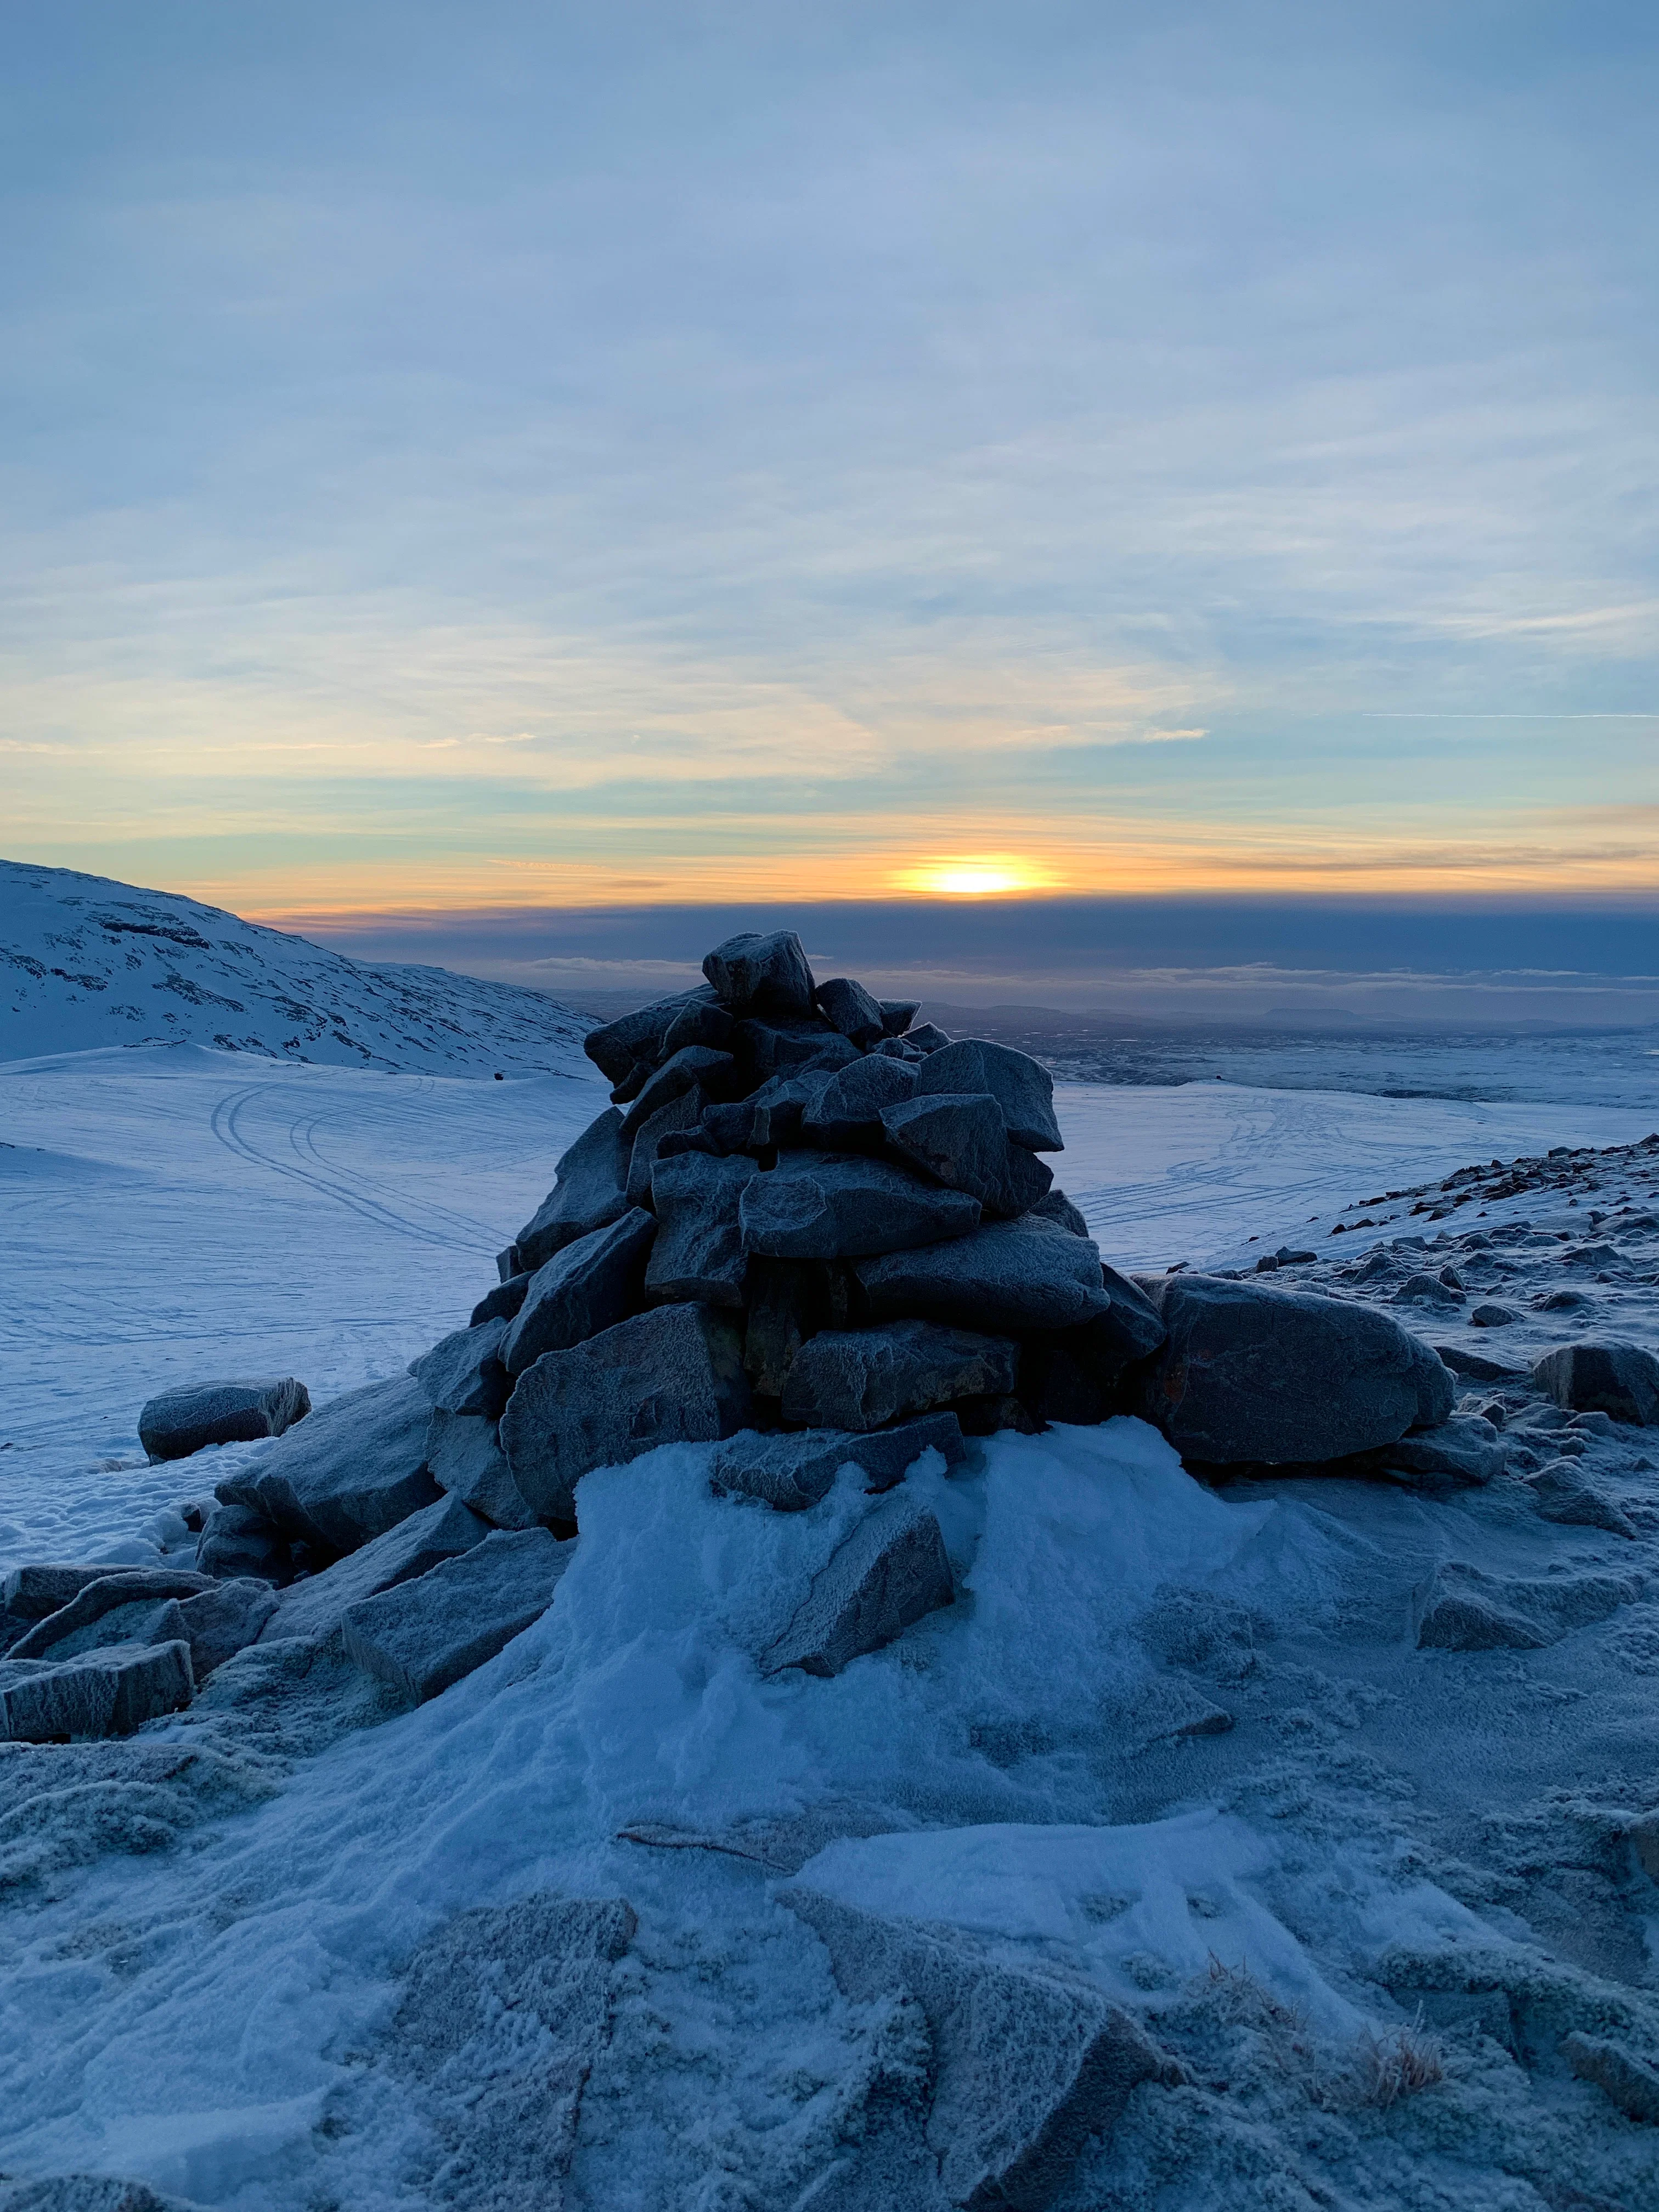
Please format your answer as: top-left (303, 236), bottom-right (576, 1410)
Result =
top-left (3, 4), bottom-right (1658, 990)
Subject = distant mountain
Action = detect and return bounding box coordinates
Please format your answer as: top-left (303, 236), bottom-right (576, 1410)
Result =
top-left (0, 860), bottom-right (597, 1076)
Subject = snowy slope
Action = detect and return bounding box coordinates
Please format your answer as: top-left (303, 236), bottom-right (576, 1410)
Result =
top-left (0, 860), bottom-right (595, 1075)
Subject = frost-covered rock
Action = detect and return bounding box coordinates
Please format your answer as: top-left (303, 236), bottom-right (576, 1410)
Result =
top-left (425, 1409), bottom-right (539, 1529)
top-left (0, 2175), bottom-right (209, 2210)
top-left (137, 1376), bottom-right (311, 1462)
top-left (711, 1413), bottom-right (966, 1512)
top-left (174, 1579), bottom-right (280, 1676)
top-left (1133, 1274), bottom-right (1453, 1467)
top-left (1527, 1461), bottom-right (1638, 1538)
top-left (7, 1569), bottom-right (213, 1663)
top-left (856, 1216), bottom-right (1111, 1334)
top-left (761, 1495), bottom-right (954, 1676)
top-left (802, 1052), bottom-right (919, 1148)
top-left (0, 1639), bottom-right (195, 1742)
top-left (1414, 1560), bottom-right (1639, 1651)
top-left (195, 1500), bottom-right (292, 1583)
top-left (781, 1321), bottom-right (1018, 1431)
top-left (514, 1108), bottom-right (632, 1271)
top-left (500, 1209), bottom-right (658, 1374)
top-left (645, 1151), bottom-right (755, 1306)
top-left (815, 974), bottom-right (887, 1045)
top-left (703, 928), bottom-right (817, 1015)
top-left (217, 1374), bottom-right (440, 1552)
top-left (341, 1527), bottom-right (575, 1702)
top-left (501, 1303), bottom-right (752, 1522)
top-left (741, 1152), bottom-right (981, 1261)
top-left (914, 1037), bottom-right (1064, 1153)
top-left (409, 1318), bottom-right (510, 1417)
top-left (618, 1042), bottom-right (737, 1138)
top-left (881, 1093), bottom-right (1054, 1217)
top-left (783, 1889), bottom-right (1178, 2208)
top-left (262, 1492), bottom-right (491, 1645)
top-left (1532, 1340), bottom-right (1659, 1425)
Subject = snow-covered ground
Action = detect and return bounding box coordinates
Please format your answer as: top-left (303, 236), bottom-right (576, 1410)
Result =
top-left (3, 1037), bottom-right (1659, 2206)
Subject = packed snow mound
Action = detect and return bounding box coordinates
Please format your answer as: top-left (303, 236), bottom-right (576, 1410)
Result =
top-left (0, 860), bottom-right (595, 1075)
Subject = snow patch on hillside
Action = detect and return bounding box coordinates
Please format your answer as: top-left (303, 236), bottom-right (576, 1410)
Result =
top-left (1, 861), bottom-right (595, 1075)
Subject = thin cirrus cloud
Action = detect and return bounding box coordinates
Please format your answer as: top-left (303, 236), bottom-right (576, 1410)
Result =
top-left (0, 2), bottom-right (1656, 922)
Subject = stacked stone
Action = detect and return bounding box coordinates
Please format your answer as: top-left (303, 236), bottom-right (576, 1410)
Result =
top-left (443, 929), bottom-right (1169, 1530)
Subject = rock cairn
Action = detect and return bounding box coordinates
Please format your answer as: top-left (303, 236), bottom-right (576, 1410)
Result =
top-left (14, 925), bottom-right (1654, 1748)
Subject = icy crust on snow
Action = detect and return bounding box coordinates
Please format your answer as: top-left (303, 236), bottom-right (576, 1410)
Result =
top-left (0, 859), bottom-right (594, 1073)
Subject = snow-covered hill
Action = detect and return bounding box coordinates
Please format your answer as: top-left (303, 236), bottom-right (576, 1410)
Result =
top-left (0, 860), bottom-right (596, 1075)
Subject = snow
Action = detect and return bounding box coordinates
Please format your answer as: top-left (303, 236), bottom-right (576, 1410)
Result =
top-left (1, 859), bottom-right (594, 1074)
top-left (3, 978), bottom-right (1659, 2204)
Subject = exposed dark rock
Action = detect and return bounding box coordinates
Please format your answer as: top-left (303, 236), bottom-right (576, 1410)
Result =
top-left (471, 1271), bottom-right (533, 1328)
top-left (1470, 1303), bottom-right (1519, 1328)
top-left (762, 1495), bottom-right (954, 1675)
top-left (342, 1528), bottom-right (576, 1703)
top-left (780, 1321), bottom-right (1019, 1431)
top-left (857, 1216), bottom-right (1110, 1335)
top-left (0, 1639), bottom-right (195, 1742)
top-left (741, 1152), bottom-right (981, 1261)
top-left (881, 1094), bottom-right (1054, 1218)
top-left (914, 1038), bottom-right (1063, 1152)
top-left (195, 1501), bottom-right (292, 1583)
top-left (516, 1108), bottom-right (632, 1271)
top-left (732, 1019), bottom-right (857, 1086)
top-left (262, 1492), bottom-right (491, 1645)
top-left (582, 988), bottom-right (712, 1082)
top-left (1030, 1189), bottom-right (1090, 1238)
top-left (741, 1257), bottom-right (827, 1396)
top-left (1532, 1340), bottom-right (1659, 1425)
top-left (782, 1889), bottom-right (1179, 2209)
top-left (1340, 1413), bottom-right (1506, 1491)
top-left (905, 1023), bottom-right (952, 1053)
top-left (646, 1150), bottom-right (756, 1307)
top-left (878, 999), bottom-right (921, 1037)
top-left (659, 994), bottom-right (737, 1059)
top-left (802, 1054), bottom-right (919, 1149)
top-left (703, 929), bottom-right (817, 1015)
top-left (710, 1413), bottom-right (966, 1510)
top-left (1134, 1274), bottom-right (1453, 1467)
top-left (808, 975), bottom-right (881, 1046)
top-left (410, 1317), bottom-right (510, 1417)
top-left (426, 1408), bottom-right (540, 1529)
top-left (501, 1303), bottom-right (752, 1522)
top-left (618, 1043), bottom-right (738, 1139)
top-left (1432, 1343), bottom-right (1526, 1383)
top-left (138, 1377), bottom-right (311, 1463)
top-left (500, 1209), bottom-right (658, 1375)
top-left (624, 1089), bottom-right (705, 1206)
top-left (215, 1374), bottom-right (440, 1553)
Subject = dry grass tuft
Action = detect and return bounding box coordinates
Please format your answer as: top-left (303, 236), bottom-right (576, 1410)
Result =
top-left (1356, 2012), bottom-right (1446, 2108)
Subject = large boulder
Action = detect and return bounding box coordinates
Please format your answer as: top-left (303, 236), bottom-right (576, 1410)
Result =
top-left (881, 1094), bottom-right (1054, 1217)
top-left (814, 975), bottom-right (886, 1045)
top-left (470, 1271), bottom-right (533, 1328)
top-left (515, 1109), bottom-right (631, 1271)
top-left (500, 1303), bottom-right (752, 1522)
top-left (216, 1374), bottom-right (440, 1552)
top-left (1133, 1274), bottom-right (1454, 1466)
top-left (425, 1409), bottom-right (539, 1529)
top-left (582, 988), bottom-right (713, 1083)
top-left (711, 1412), bottom-right (966, 1511)
top-left (761, 1495), bottom-right (955, 1676)
top-left (0, 1639), bottom-right (195, 1742)
top-left (915, 1038), bottom-right (1063, 1152)
top-left (802, 1053), bottom-right (918, 1149)
top-left (409, 1318), bottom-right (510, 1417)
top-left (138, 1377), bottom-right (311, 1463)
top-left (703, 929), bottom-right (816, 1015)
top-left (624, 1090), bottom-right (705, 1205)
top-left (341, 1528), bottom-right (575, 1703)
top-left (195, 1501), bottom-right (291, 1583)
top-left (174, 1579), bottom-right (280, 1677)
top-left (500, 1209), bottom-right (658, 1375)
top-left (1532, 1341), bottom-right (1659, 1425)
top-left (741, 1152), bottom-right (981, 1261)
top-left (261, 1492), bottom-right (491, 1645)
top-left (645, 1151), bottom-right (756, 1306)
top-left (857, 1215), bottom-right (1112, 1336)
top-left (780, 1321), bottom-right (1019, 1431)
top-left (782, 1890), bottom-right (1178, 2210)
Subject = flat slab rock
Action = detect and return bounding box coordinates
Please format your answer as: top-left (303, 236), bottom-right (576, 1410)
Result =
top-left (857, 1215), bottom-right (1111, 1335)
top-left (514, 1107), bottom-right (632, 1271)
top-left (409, 1317), bottom-right (510, 1416)
top-left (781, 1320), bottom-right (1018, 1432)
top-left (762, 1494), bottom-right (955, 1676)
top-left (881, 1093), bottom-right (1054, 1218)
top-left (741, 1152), bottom-right (981, 1262)
top-left (262, 1491), bottom-right (490, 1645)
top-left (782, 1888), bottom-right (1178, 2210)
top-left (1133, 1273), bottom-right (1454, 1467)
top-left (711, 1413), bottom-right (966, 1511)
top-left (216, 1373), bottom-right (441, 1552)
top-left (138, 1376), bottom-right (311, 1462)
top-left (383, 1891), bottom-right (636, 2212)
top-left (7, 1569), bottom-right (214, 1663)
top-left (501, 1301), bottom-right (752, 1523)
top-left (500, 1207), bottom-right (658, 1375)
top-left (913, 1036), bottom-right (1064, 1153)
top-left (0, 1639), bottom-right (195, 1743)
top-left (425, 1408), bottom-right (539, 1529)
top-left (342, 1527), bottom-right (575, 1703)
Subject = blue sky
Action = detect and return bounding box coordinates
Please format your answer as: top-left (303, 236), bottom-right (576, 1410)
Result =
top-left (3, 3), bottom-right (1657, 933)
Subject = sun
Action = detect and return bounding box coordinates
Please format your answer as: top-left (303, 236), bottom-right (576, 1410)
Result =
top-left (892, 856), bottom-right (1057, 898)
